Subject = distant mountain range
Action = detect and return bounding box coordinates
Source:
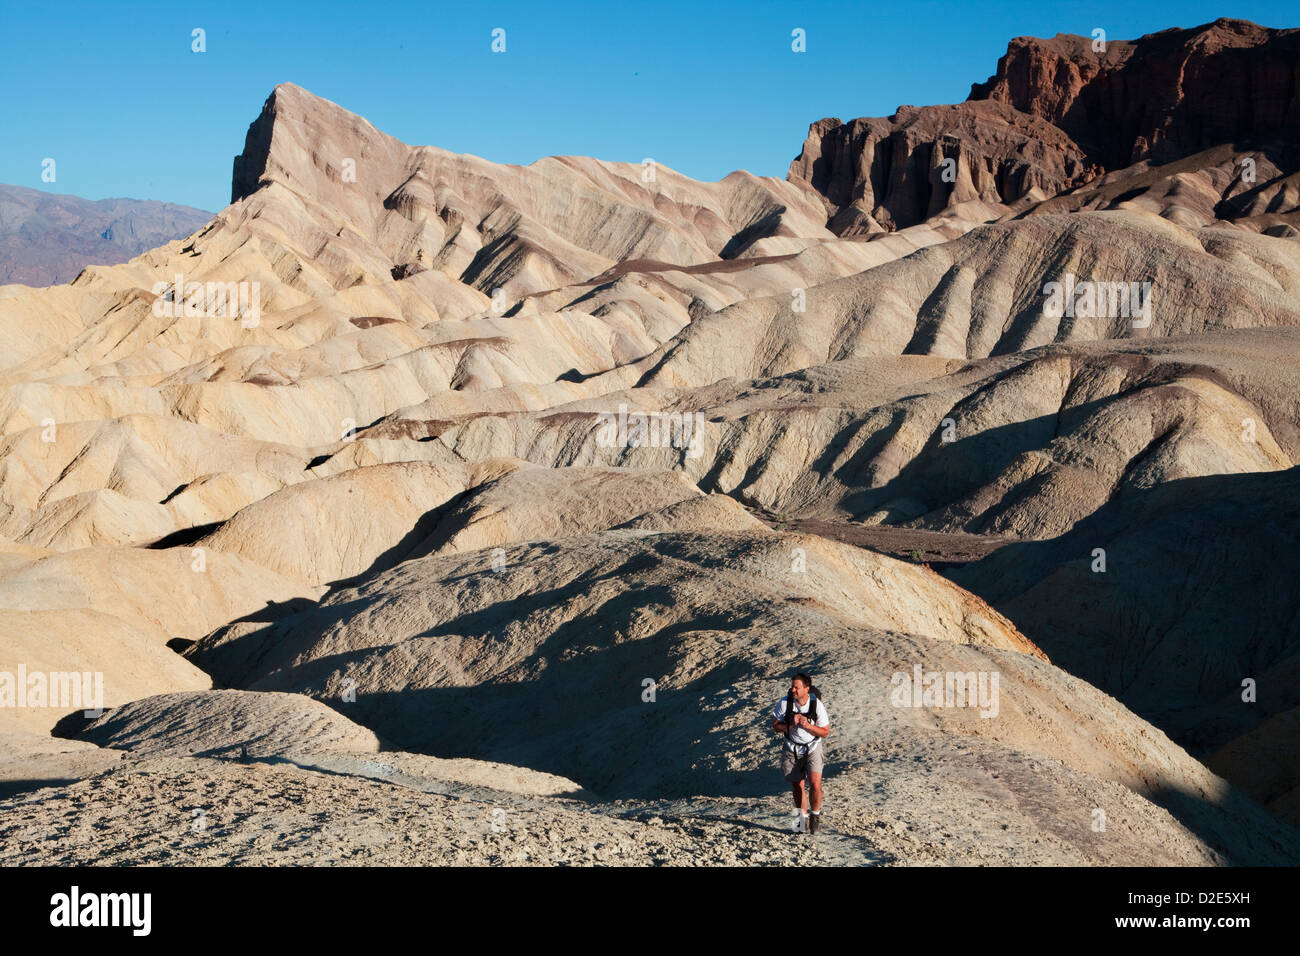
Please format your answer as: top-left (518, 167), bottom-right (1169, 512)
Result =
top-left (0, 184), bottom-right (211, 286)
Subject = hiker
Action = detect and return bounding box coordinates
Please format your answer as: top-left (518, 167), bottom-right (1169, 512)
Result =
top-left (771, 673), bottom-right (829, 834)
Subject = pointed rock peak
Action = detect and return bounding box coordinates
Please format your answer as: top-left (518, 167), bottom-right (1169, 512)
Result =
top-left (230, 83), bottom-right (396, 205)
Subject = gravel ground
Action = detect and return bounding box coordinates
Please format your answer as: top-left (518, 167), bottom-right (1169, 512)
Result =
top-left (0, 756), bottom-right (892, 866)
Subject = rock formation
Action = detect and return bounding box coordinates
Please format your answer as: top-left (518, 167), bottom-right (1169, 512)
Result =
top-left (791, 18), bottom-right (1300, 235)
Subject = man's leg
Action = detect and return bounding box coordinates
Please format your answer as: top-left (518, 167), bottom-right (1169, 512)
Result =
top-left (806, 744), bottom-right (825, 833)
top-left (782, 748), bottom-right (807, 830)
top-left (789, 779), bottom-right (806, 832)
top-left (808, 771), bottom-right (823, 812)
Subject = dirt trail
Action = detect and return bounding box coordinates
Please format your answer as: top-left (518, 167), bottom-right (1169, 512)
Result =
top-left (617, 796), bottom-right (897, 865)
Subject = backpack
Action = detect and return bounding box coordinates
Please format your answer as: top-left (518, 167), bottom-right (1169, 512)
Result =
top-left (784, 687), bottom-right (820, 752)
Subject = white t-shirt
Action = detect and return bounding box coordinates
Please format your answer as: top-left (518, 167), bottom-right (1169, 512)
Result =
top-left (773, 694), bottom-right (829, 752)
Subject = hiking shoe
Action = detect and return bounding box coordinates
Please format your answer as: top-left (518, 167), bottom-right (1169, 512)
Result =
top-left (792, 812), bottom-right (807, 833)
top-left (808, 813), bottom-right (820, 835)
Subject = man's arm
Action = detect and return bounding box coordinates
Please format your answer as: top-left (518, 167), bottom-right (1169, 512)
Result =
top-left (772, 702), bottom-right (790, 735)
top-left (791, 714), bottom-right (829, 738)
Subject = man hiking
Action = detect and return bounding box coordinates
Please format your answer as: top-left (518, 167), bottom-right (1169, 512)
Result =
top-left (772, 673), bottom-right (829, 834)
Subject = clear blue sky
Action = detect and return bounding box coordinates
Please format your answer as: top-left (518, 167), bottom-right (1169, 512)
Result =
top-left (2, 0), bottom-right (1296, 212)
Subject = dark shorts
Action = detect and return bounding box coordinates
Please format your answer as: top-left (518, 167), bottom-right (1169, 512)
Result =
top-left (781, 742), bottom-right (825, 783)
